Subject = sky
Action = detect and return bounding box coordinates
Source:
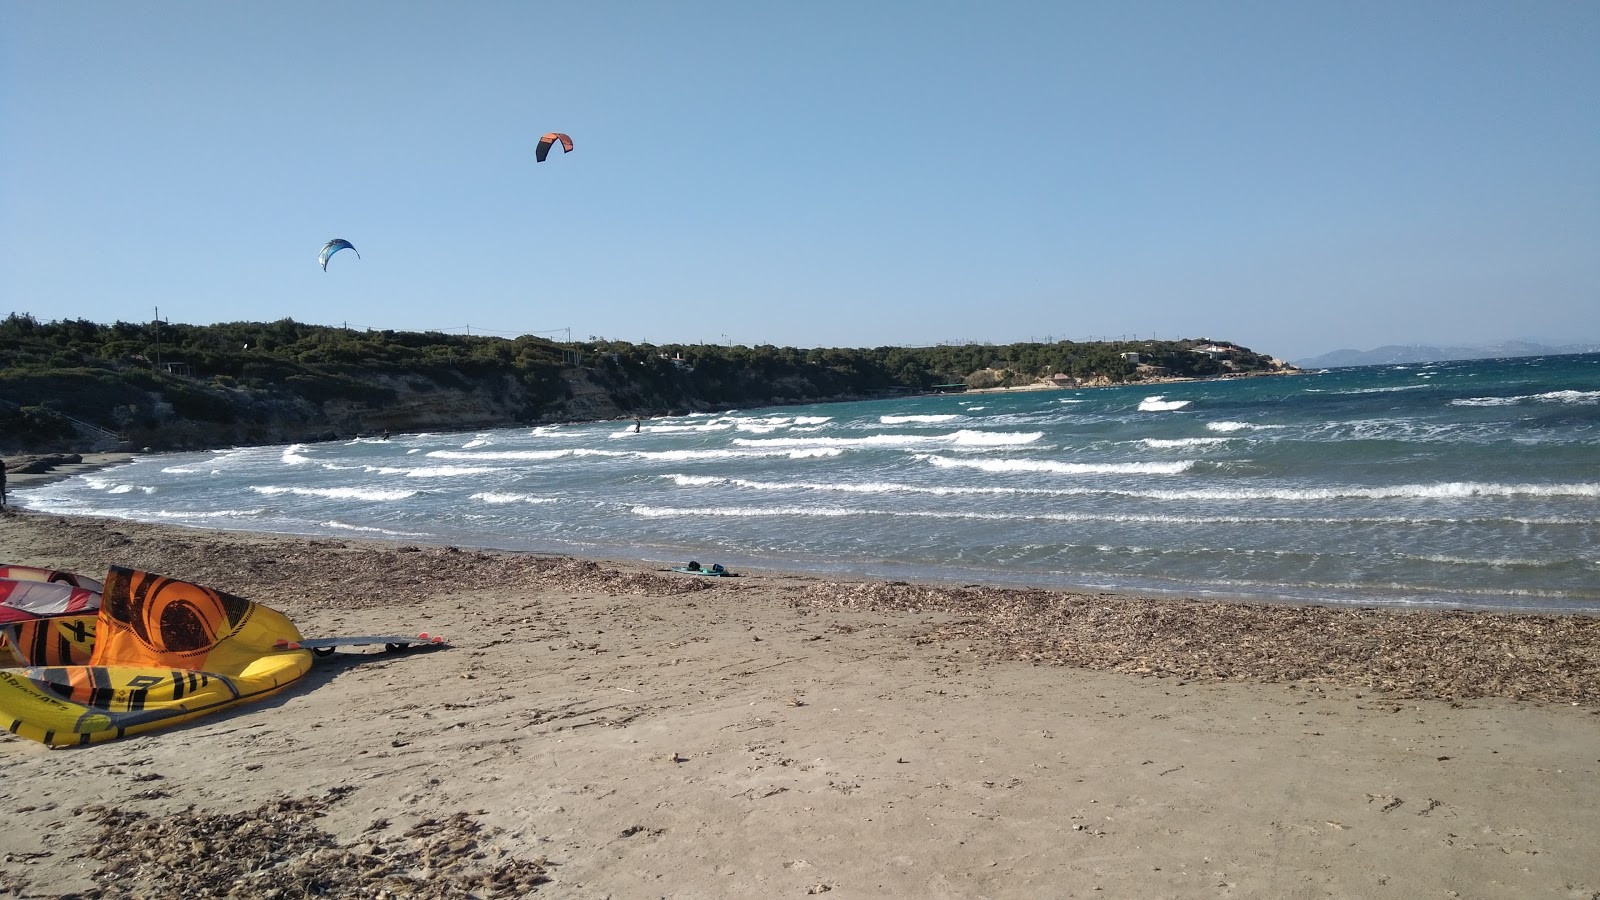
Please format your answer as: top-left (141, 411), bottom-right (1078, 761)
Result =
top-left (3, 2), bottom-right (1596, 362)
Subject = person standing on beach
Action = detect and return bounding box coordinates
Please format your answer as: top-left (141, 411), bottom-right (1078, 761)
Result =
top-left (0, 458), bottom-right (7, 507)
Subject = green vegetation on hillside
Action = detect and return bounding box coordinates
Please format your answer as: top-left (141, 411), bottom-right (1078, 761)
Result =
top-left (1, 313), bottom-right (1290, 452)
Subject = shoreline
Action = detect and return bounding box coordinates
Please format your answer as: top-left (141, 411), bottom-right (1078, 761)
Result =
top-left (1, 451), bottom-right (138, 490)
top-left (1, 510), bottom-right (1597, 897)
top-left (4, 508), bottom-right (1597, 705)
top-left (13, 453), bottom-right (1594, 618)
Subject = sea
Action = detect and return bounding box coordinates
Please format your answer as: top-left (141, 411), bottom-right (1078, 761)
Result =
top-left (16, 353), bottom-right (1600, 614)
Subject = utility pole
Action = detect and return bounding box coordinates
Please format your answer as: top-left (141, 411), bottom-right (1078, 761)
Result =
top-left (154, 306), bottom-right (161, 370)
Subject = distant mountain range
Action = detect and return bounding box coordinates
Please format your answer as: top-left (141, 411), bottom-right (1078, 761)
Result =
top-left (1295, 340), bottom-right (1600, 369)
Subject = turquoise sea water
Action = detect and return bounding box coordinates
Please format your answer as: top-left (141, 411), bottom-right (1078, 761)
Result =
top-left (18, 354), bottom-right (1600, 613)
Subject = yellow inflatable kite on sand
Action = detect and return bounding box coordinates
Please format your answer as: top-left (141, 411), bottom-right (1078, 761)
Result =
top-left (0, 567), bottom-right (312, 747)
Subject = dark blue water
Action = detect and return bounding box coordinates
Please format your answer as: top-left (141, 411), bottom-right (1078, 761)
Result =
top-left (20, 354), bottom-right (1600, 612)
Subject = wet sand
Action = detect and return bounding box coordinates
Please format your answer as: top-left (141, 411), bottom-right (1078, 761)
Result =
top-left (1, 452), bottom-right (137, 490)
top-left (0, 508), bottom-right (1597, 898)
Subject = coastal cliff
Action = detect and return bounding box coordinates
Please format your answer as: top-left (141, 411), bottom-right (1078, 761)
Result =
top-left (0, 315), bottom-right (1297, 453)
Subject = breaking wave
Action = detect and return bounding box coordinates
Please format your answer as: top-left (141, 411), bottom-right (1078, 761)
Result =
top-left (923, 455), bottom-right (1196, 476)
top-left (1138, 396), bottom-right (1192, 412)
top-left (250, 486), bottom-right (418, 501)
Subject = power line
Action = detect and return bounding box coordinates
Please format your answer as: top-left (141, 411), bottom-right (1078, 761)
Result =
top-left (338, 321), bottom-right (573, 340)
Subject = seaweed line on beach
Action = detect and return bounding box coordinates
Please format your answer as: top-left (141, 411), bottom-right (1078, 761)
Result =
top-left (793, 580), bottom-right (1600, 705)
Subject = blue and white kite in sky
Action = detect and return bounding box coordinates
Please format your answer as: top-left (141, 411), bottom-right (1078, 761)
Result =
top-left (319, 239), bottom-right (359, 271)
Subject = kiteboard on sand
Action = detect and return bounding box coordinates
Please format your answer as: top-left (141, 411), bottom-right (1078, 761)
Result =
top-left (275, 633), bottom-right (449, 658)
top-left (0, 567), bottom-right (313, 747)
top-left (0, 568), bottom-right (453, 747)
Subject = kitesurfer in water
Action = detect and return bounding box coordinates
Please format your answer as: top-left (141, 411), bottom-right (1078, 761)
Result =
top-left (634, 418), bottom-right (641, 433)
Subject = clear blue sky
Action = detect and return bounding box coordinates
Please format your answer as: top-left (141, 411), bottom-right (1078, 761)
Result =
top-left (3, 2), bottom-right (1596, 361)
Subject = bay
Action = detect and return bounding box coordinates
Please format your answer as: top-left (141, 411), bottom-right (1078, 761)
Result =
top-left (19, 353), bottom-right (1600, 613)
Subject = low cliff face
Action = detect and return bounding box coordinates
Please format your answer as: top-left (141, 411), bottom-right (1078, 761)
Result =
top-left (5, 369), bottom-right (559, 453)
top-left (1, 320), bottom-right (1299, 454)
top-left (5, 365), bottom-right (720, 453)
top-left (119, 370), bottom-right (630, 451)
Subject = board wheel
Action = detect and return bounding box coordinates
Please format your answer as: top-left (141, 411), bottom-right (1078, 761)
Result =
top-left (313, 646), bottom-right (335, 657)
top-left (385, 642), bottom-right (402, 652)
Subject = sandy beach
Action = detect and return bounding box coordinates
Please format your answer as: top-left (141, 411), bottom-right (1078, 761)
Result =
top-left (1, 498), bottom-right (1598, 898)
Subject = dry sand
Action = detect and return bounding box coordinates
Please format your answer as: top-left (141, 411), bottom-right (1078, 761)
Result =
top-left (1, 504), bottom-right (1597, 899)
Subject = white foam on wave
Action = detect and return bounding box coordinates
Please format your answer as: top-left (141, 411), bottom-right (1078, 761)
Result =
top-left (1402, 553), bottom-right (1561, 568)
top-left (881, 414), bottom-right (962, 424)
top-left (438, 445), bottom-right (841, 462)
top-left (733, 435), bottom-right (922, 448)
top-left (793, 416), bottom-right (833, 425)
top-left (635, 504), bottom-right (1538, 527)
top-left (1206, 421), bottom-right (1284, 433)
top-left (1126, 481), bottom-right (1600, 502)
top-left (430, 448), bottom-right (604, 461)
top-left (1142, 437), bottom-right (1231, 449)
top-left (1336, 384), bottom-right (1431, 395)
top-left (365, 465), bottom-right (498, 477)
top-left (631, 422), bottom-right (734, 434)
top-left (282, 444), bottom-right (313, 465)
top-left (1138, 396), bottom-right (1191, 412)
top-left (462, 437), bottom-right (493, 449)
top-left (153, 508), bottom-right (266, 519)
top-left (952, 429), bottom-right (1043, 447)
top-left (733, 429), bottom-right (1041, 449)
top-left (320, 520), bottom-right (431, 537)
top-left (923, 455), bottom-right (1196, 476)
top-left (634, 505), bottom-right (858, 518)
top-left (657, 474), bottom-right (1597, 521)
top-left (667, 474), bottom-right (951, 495)
top-left (83, 477), bottom-right (156, 495)
top-left (251, 485), bottom-right (418, 501)
top-left (470, 492), bottom-right (559, 505)
top-left (785, 447), bottom-right (844, 459)
top-left (1452, 390), bottom-right (1600, 407)
top-left (640, 447), bottom-right (844, 461)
